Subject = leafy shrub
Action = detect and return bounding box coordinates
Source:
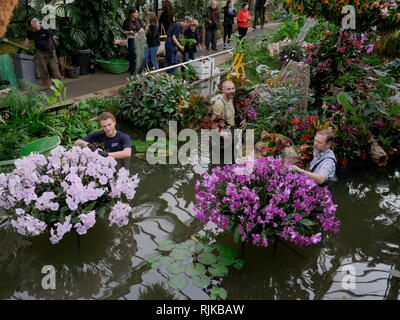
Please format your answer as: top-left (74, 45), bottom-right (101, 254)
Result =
top-left (118, 73), bottom-right (190, 129)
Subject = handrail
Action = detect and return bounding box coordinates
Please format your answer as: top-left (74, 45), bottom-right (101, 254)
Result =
top-left (144, 48), bottom-right (234, 75)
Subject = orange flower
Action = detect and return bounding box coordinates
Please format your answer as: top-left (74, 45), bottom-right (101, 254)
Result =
top-left (291, 119), bottom-right (301, 125)
top-left (297, 3), bottom-right (303, 10)
top-left (322, 0), bottom-right (329, 3)
top-left (355, 1), bottom-right (359, 6)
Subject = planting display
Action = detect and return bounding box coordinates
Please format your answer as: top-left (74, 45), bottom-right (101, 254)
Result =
top-left (0, 146), bottom-right (140, 244)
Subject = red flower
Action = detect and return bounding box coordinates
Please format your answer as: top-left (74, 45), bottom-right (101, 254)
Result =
top-left (291, 119), bottom-right (301, 125)
top-left (300, 134), bottom-right (312, 142)
top-left (337, 46), bottom-right (346, 53)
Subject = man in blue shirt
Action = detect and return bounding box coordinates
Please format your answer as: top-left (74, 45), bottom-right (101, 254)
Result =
top-left (75, 112), bottom-right (132, 166)
top-left (291, 130), bottom-right (336, 185)
top-left (165, 17), bottom-right (191, 74)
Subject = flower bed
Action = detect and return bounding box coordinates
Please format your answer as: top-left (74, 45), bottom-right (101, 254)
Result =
top-left (0, 146), bottom-right (140, 244)
top-left (194, 157), bottom-right (340, 248)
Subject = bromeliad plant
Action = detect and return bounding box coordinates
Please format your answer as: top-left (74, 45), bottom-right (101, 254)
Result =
top-left (0, 146), bottom-right (140, 244)
top-left (194, 157), bottom-right (340, 248)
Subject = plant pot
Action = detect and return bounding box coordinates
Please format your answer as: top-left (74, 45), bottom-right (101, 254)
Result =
top-left (360, 152), bottom-right (368, 160)
top-left (339, 158), bottom-right (349, 167)
top-left (66, 66), bottom-right (80, 79)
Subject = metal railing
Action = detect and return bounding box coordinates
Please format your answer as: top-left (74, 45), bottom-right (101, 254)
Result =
top-left (144, 48), bottom-right (235, 96)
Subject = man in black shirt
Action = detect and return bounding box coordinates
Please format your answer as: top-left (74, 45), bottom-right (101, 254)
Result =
top-left (23, 18), bottom-right (61, 87)
top-left (75, 112), bottom-right (132, 169)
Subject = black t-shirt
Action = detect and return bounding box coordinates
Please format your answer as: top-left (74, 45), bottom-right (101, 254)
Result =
top-left (27, 27), bottom-right (55, 52)
top-left (146, 25), bottom-right (160, 47)
top-left (82, 131), bottom-right (131, 153)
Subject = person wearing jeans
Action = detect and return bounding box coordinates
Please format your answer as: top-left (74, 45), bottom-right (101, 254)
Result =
top-left (204, 0), bottom-right (220, 50)
top-left (183, 19), bottom-right (200, 62)
top-left (237, 3), bottom-right (251, 40)
top-left (165, 18), bottom-right (190, 74)
top-left (143, 13), bottom-right (160, 70)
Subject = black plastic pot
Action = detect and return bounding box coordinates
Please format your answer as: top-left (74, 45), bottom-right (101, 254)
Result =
top-left (66, 65), bottom-right (80, 78)
top-left (71, 49), bottom-right (91, 75)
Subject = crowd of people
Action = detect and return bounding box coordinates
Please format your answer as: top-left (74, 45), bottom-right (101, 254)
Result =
top-left (121, 0), bottom-right (273, 75)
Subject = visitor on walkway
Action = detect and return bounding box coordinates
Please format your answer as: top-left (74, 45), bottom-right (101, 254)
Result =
top-left (143, 13), bottom-right (160, 70)
top-left (159, 0), bottom-right (174, 36)
top-left (122, 8), bottom-right (144, 76)
top-left (204, 0), bottom-right (220, 51)
top-left (223, 0), bottom-right (236, 49)
top-left (23, 18), bottom-right (61, 87)
top-left (183, 19), bottom-right (200, 62)
top-left (291, 130), bottom-right (337, 185)
top-left (253, 0), bottom-right (268, 30)
top-left (75, 112), bottom-right (132, 170)
top-left (237, 3), bottom-right (251, 40)
top-left (165, 17), bottom-right (190, 74)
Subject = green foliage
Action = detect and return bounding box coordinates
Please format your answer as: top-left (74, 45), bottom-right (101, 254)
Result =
top-left (118, 73), bottom-right (190, 129)
top-left (146, 239), bottom-right (244, 300)
top-left (56, 0), bottom-right (125, 60)
top-left (174, 0), bottom-right (209, 25)
top-left (304, 19), bottom-right (340, 44)
top-left (269, 16), bottom-right (305, 43)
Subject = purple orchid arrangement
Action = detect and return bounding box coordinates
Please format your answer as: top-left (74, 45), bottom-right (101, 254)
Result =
top-left (0, 146), bottom-right (140, 244)
top-left (194, 157), bottom-right (340, 247)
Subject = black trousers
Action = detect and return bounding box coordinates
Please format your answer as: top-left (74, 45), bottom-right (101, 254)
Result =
top-left (238, 27), bottom-right (248, 40)
top-left (223, 23), bottom-right (233, 43)
top-left (128, 38), bottom-right (137, 75)
top-left (253, 7), bottom-right (266, 27)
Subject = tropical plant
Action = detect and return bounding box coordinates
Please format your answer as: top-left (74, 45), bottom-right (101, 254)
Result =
top-left (0, 146), bottom-right (140, 244)
top-left (118, 72), bottom-right (190, 129)
top-left (287, 0), bottom-right (400, 32)
top-left (279, 41), bottom-right (305, 65)
top-left (56, 0), bottom-right (125, 60)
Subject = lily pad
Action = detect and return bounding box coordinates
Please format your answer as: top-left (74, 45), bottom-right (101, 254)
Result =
top-left (169, 276), bottom-right (188, 290)
top-left (209, 287), bottom-right (227, 300)
top-left (158, 240), bottom-right (176, 252)
top-left (233, 259), bottom-right (245, 270)
top-left (151, 256), bottom-right (174, 269)
top-left (195, 242), bottom-right (206, 252)
top-left (145, 253), bottom-right (162, 264)
top-left (167, 262), bottom-right (186, 275)
top-left (216, 256), bottom-right (235, 266)
top-left (170, 248), bottom-right (192, 261)
top-left (218, 247), bottom-right (238, 259)
top-left (208, 264), bottom-right (229, 277)
top-left (180, 239), bottom-right (196, 250)
top-left (192, 275), bottom-right (211, 289)
top-left (197, 252), bottom-right (217, 265)
top-left (185, 263), bottom-right (206, 277)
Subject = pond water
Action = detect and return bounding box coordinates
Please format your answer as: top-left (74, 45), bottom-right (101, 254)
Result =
top-left (0, 124), bottom-right (399, 300)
